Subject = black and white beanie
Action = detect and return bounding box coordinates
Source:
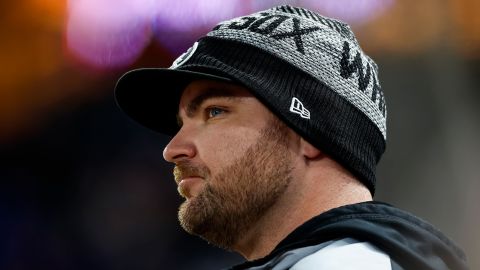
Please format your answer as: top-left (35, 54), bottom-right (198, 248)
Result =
top-left (115, 5), bottom-right (387, 195)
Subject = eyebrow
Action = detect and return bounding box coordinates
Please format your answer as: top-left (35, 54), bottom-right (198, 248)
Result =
top-left (176, 88), bottom-right (239, 126)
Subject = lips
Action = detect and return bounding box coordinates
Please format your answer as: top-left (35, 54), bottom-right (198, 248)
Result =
top-left (177, 176), bottom-right (204, 198)
top-left (175, 172), bottom-right (200, 184)
top-left (173, 163), bottom-right (209, 198)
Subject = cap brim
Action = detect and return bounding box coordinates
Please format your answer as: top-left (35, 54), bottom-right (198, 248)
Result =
top-left (115, 68), bottom-right (231, 136)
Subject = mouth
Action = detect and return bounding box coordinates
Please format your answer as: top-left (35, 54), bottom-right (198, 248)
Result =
top-left (177, 176), bottom-right (204, 198)
top-left (173, 163), bottom-right (209, 198)
top-left (175, 172), bottom-right (200, 184)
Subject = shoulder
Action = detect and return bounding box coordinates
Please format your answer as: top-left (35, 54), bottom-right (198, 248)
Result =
top-left (290, 238), bottom-right (392, 270)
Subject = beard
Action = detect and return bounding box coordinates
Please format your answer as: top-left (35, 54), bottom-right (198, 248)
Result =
top-left (175, 117), bottom-right (294, 250)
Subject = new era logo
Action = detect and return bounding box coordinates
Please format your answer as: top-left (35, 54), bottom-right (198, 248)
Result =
top-left (289, 97), bottom-right (310, 119)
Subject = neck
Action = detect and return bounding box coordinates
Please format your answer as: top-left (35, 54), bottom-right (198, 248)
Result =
top-left (232, 159), bottom-right (372, 261)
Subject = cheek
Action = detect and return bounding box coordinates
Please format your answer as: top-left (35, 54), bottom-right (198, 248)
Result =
top-left (196, 126), bottom-right (260, 172)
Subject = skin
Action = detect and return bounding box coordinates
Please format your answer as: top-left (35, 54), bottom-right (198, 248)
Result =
top-left (163, 79), bottom-right (373, 260)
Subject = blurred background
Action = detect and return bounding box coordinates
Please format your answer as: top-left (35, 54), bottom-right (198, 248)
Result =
top-left (1, 0), bottom-right (479, 269)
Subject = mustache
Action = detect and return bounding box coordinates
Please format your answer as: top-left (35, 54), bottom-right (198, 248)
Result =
top-left (173, 162), bottom-right (210, 184)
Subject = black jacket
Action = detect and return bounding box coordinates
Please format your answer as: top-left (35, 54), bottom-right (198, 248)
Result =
top-left (229, 201), bottom-right (468, 270)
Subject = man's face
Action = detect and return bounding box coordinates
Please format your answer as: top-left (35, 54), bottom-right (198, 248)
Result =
top-left (163, 79), bottom-right (296, 249)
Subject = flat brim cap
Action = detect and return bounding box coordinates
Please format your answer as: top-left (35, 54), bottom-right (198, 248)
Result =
top-left (115, 68), bottom-right (231, 135)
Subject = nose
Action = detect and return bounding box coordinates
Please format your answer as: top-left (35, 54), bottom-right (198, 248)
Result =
top-left (163, 127), bottom-right (197, 163)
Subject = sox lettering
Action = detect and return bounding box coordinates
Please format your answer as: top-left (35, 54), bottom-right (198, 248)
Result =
top-left (214, 13), bottom-right (320, 54)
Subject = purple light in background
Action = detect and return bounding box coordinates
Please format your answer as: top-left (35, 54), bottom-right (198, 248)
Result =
top-left (250, 0), bottom-right (300, 11)
top-left (152, 0), bottom-right (246, 54)
top-left (153, 0), bottom-right (245, 31)
top-left (299, 0), bottom-right (395, 25)
top-left (66, 0), bottom-right (154, 68)
top-left (64, 0), bottom-right (395, 69)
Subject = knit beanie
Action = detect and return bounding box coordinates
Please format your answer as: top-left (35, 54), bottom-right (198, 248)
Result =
top-left (115, 5), bottom-right (387, 195)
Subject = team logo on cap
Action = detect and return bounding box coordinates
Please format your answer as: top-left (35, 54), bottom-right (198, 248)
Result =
top-left (289, 97), bottom-right (310, 119)
top-left (170, 42), bottom-right (198, 69)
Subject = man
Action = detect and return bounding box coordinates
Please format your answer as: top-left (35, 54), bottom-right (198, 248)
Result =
top-left (115, 5), bottom-right (468, 270)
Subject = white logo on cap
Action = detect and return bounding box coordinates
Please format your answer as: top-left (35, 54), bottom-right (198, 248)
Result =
top-left (170, 42), bottom-right (198, 69)
top-left (289, 97), bottom-right (310, 119)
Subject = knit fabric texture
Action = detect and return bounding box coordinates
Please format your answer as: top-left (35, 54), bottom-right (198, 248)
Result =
top-left (115, 5), bottom-right (387, 194)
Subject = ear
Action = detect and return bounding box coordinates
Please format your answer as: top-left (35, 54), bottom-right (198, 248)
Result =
top-left (300, 138), bottom-right (323, 160)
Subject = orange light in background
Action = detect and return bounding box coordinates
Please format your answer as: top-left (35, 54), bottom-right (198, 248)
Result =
top-left (450, 0), bottom-right (480, 58)
top-left (356, 0), bottom-right (480, 58)
top-left (0, 1), bottom-right (67, 142)
top-left (356, 0), bottom-right (448, 55)
top-left (0, 0), bottom-right (65, 84)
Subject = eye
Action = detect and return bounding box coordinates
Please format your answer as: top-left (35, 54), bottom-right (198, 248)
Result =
top-left (206, 107), bottom-right (226, 119)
